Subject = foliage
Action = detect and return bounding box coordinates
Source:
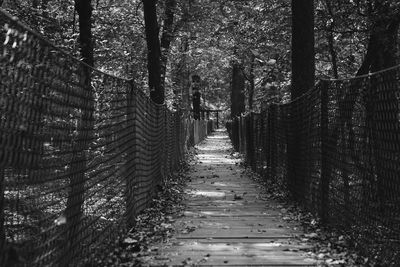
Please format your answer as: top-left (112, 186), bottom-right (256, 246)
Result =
top-left (4, 0), bottom-right (397, 110)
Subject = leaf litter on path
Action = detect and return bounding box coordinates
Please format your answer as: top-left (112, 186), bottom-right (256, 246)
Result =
top-left (99, 152), bottom-right (196, 266)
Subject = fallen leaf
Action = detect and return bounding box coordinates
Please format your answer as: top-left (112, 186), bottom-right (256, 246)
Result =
top-left (123, 237), bottom-right (138, 244)
top-left (304, 233), bottom-right (318, 238)
top-left (234, 194), bottom-right (243, 200)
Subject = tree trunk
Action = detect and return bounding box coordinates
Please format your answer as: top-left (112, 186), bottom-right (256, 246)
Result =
top-left (75, 0), bottom-right (94, 67)
top-left (289, 0), bottom-right (315, 202)
top-left (160, 0), bottom-right (176, 89)
top-left (230, 64), bottom-right (245, 118)
top-left (291, 0), bottom-right (315, 98)
top-left (143, 0), bottom-right (164, 104)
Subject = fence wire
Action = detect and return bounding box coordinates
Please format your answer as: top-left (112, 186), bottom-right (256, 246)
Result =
top-left (228, 67), bottom-right (400, 265)
top-left (0, 10), bottom-right (211, 266)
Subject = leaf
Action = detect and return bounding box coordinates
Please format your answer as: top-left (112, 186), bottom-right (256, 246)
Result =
top-left (54, 215), bottom-right (67, 226)
top-left (233, 194), bottom-right (243, 200)
top-left (123, 237), bottom-right (138, 244)
top-left (304, 233), bottom-right (318, 238)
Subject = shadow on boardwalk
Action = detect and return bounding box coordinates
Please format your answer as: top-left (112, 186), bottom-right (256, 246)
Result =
top-left (143, 129), bottom-right (317, 266)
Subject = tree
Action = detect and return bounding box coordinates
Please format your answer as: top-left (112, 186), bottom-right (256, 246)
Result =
top-left (291, 0), bottom-right (315, 97)
top-left (143, 0), bottom-right (164, 104)
top-left (288, 0), bottom-right (315, 203)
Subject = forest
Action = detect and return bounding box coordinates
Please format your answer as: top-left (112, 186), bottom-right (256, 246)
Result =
top-left (1, 0), bottom-right (400, 266)
top-left (4, 0), bottom-right (398, 112)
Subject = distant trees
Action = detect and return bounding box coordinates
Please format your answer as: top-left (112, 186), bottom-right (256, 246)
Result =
top-left (2, 0), bottom-right (399, 113)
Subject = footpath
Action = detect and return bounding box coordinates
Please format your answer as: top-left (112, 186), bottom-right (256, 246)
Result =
top-left (146, 129), bottom-right (316, 266)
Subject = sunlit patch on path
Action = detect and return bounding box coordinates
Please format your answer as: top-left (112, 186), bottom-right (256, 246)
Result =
top-left (146, 129), bottom-right (317, 266)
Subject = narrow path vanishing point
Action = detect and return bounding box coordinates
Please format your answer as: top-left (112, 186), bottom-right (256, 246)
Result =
top-left (148, 129), bottom-right (316, 266)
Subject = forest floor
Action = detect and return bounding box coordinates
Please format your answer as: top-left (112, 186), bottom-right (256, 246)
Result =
top-left (106, 129), bottom-right (367, 267)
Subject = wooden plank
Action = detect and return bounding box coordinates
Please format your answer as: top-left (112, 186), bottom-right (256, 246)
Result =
top-left (141, 130), bottom-right (316, 266)
top-left (182, 211), bottom-right (281, 217)
top-left (176, 229), bottom-right (298, 239)
top-left (148, 254), bottom-right (316, 266)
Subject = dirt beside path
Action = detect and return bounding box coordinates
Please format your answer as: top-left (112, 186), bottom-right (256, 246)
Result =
top-left (144, 129), bottom-right (316, 266)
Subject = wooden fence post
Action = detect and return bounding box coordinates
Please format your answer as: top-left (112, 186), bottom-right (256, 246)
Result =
top-left (64, 65), bottom-right (94, 264)
top-left (125, 80), bottom-right (137, 227)
top-left (246, 113), bottom-right (255, 166)
top-left (269, 105), bottom-right (278, 181)
top-left (0, 169), bottom-right (4, 266)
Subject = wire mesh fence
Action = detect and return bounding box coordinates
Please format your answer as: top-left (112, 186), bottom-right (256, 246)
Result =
top-left (0, 10), bottom-right (212, 266)
top-left (228, 67), bottom-right (400, 265)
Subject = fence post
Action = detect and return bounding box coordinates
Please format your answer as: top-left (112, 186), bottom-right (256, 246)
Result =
top-left (176, 109), bottom-right (182, 165)
top-left (245, 114), bottom-right (250, 163)
top-left (246, 113), bottom-right (255, 168)
top-left (64, 65), bottom-right (94, 264)
top-left (320, 80), bottom-right (330, 224)
top-left (269, 105), bottom-right (277, 181)
top-left (0, 169), bottom-right (4, 266)
top-left (125, 80), bottom-right (137, 227)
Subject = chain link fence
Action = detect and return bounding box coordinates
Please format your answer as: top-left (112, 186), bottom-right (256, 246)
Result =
top-left (228, 67), bottom-right (400, 265)
top-left (0, 10), bottom-right (212, 266)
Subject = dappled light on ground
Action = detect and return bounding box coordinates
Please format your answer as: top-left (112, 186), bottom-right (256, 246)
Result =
top-left (186, 190), bottom-right (226, 198)
top-left (141, 130), bottom-right (317, 266)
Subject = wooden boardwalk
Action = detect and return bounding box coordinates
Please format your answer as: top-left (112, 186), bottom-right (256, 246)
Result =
top-left (148, 130), bottom-right (316, 266)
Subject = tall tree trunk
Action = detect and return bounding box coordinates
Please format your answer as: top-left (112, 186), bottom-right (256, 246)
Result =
top-left (75, 0), bottom-right (94, 67)
top-left (230, 63), bottom-right (245, 118)
top-left (143, 0), bottom-right (164, 104)
top-left (291, 0), bottom-right (315, 98)
top-left (160, 0), bottom-right (176, 89)
top-left (288, 0), bottom-right (315, 203)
